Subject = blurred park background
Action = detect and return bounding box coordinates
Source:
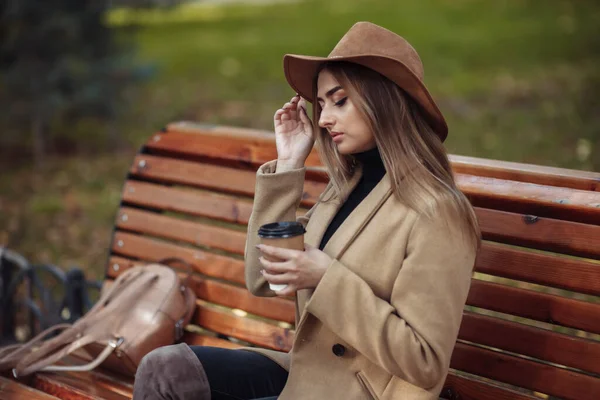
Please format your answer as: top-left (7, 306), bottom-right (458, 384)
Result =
top-left (1, 0), bottom-right (599, 280)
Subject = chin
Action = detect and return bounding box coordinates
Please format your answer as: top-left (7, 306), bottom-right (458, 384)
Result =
top-left (336, 143), bottom-right (366, 155)
top-left (335, 143), bottom-right (355, 155)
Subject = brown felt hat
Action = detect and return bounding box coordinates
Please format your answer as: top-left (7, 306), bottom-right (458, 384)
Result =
top-left (283, 21), bottom-right (448, 142)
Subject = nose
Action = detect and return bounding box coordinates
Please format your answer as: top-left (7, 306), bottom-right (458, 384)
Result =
top-left (318, 107), bottom-right (335, 130)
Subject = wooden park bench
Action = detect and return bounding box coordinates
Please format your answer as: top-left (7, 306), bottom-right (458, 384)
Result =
top-left (3, 121), bottom-right (600, 399)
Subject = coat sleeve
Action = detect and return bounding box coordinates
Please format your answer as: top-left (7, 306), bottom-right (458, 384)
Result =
top-left (244, 160), bottom-right (309, 297)
top-left (305, 208), bottom-right (477, 389)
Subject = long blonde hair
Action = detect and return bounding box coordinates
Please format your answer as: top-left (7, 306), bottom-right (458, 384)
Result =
top-left (312, 61), bottom-right (481, 249)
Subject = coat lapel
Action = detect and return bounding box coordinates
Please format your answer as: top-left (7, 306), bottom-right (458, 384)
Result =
top-left (296, 165), bottom-right (393, 326)
top-left (323, 173), bottom-right (393, 260)
top-left (305, 163), bottom-right (394, 260)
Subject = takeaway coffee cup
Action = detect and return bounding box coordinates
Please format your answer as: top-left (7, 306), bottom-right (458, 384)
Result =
top-left (258, 221), bottom-right (306, 292)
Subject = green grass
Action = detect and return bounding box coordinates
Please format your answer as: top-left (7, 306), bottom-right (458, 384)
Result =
top-left (2, 0), bottom-right (600, 277)
top-left (116, 0), bottom-right (600, 169)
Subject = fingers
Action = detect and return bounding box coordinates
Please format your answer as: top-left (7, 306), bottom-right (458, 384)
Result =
top-left (258, 256), bottom-right (290, 274)
top-left (260, 269), bottom-right (293, 284)
top-left (274, 95), bottom-right (302, 125)
top-left (298, 98), bottom-right (310, 125)
top-left (256, 244), bottom-right (299, 260)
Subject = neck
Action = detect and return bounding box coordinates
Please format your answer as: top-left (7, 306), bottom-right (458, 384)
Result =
top-left (353, 146), bottom-right (386, 183)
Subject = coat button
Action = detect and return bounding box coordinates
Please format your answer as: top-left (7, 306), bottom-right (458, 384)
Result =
top-left (332, 344), bottom-right (346, 357)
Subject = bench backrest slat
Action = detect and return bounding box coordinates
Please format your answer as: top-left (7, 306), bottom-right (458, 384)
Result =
top-left (452, 342), bottom-right (600, 399)
top-left (468, 279), bottom-right (600, 335)
top-left (477, 207), bottom-right (600, 259)
top-left (460, 311), bottom-right (600, 375)
top-left (476, 242), bottom-right (600, 296)
top-left (450, 154), bottom-right (600, 191)
top-left (122, 180), bottom-right (255, 224)
top-left (103, 124), bottom-right (600, 400)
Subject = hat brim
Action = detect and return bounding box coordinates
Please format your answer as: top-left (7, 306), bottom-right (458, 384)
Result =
top-left (283, 54), bottom-right (448, 142)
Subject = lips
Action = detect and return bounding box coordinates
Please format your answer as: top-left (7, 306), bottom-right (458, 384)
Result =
top-left (330, 131), bottom-right (343, 138)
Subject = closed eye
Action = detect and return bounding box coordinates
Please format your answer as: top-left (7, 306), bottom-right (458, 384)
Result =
top-left (335, 97), bottom-right (347, 107)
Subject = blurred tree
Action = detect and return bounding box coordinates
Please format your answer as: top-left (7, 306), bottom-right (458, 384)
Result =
top-left (0, 0), bottom-right (157, 167)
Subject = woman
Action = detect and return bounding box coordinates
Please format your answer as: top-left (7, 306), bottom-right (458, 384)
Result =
top-left (133, 21), bottom-right (480, 400)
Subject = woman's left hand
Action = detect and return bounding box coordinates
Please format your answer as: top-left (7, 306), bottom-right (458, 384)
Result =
top-left (257, 243), bottom-right (333, 296)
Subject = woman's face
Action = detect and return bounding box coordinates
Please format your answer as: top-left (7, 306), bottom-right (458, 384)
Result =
top-left (317, 69), bottom-right (376, 155)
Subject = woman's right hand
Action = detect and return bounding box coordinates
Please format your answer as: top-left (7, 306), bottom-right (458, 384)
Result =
top-left (274, 95), bottom-right (314, 170)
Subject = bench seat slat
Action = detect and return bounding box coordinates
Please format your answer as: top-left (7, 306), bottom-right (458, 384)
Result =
top-left (468, 280), bottom-right (600, 335)
top-left (476, 242), bottom-right (600, 296)
top-left (181, 333), bottom-right (244, 349)
top-left (32, 372), bottom-right (130, 400)
top-left (477, 207), bottom-right (600, 259)
top-left (111, 232), bottom-right (245, 285)
top-left (460, 312), bottom-right (600, 375)
top-left (451, 342), bottom-right (600, 400)
top-left (443, 372), bottom-right (538, 400)
top-left (194, 303), bottom-right (294, 351)
top-left (0, 376), bottom-right (60, 399)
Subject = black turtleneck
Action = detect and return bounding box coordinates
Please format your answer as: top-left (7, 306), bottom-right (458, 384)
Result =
top-left (319, 146), bottom-right (387, 250)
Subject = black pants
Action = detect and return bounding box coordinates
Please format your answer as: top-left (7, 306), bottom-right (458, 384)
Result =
top-left (191, 346), bottom-right (288, 400)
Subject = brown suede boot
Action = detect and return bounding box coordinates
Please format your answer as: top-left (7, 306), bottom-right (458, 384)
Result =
top-left (133, 343), bottom-right (210, 400)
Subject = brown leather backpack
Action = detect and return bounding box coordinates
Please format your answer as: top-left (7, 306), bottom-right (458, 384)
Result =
top-left (0, 260), bottom-right (196, 377)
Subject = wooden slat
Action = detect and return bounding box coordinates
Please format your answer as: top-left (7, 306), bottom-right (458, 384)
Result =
top-left (126, 156), bottom-right (600, 226)
top-left (443, 372), bottom-right (538, 400)
top-left (121, 180), bottom-right (254, 225)
top-left (129, 154), bottom-right (326, 207)
top-left (110, 232), bottom-right (245, 285)
top-left (32, 372), bottom-right (130, 400)
top-left (129, 155), bottom-right (600, 225)
top-left (188, 276), bottom-right (294, 324)
top-left (451, 342), bottom-right (600, 400)
top-left (477, 207), bottom-right (600, 259)
top-left (118, 206), bottom-right (600, 272)
top-left (116, 207), bottom-right (246, 256)
top-left (476, 242), bottom-right (600, 296)
top-left (457, 173), bottom-right (600, 225)
top-left (181, 332), bottom-right (244, 349)
top-left (104, 259), bottom-right (600, 337)
top-left (106, 267), bottom-right (295, 324)
top-left (450, 154), bottom-right (600, 192)
top-left (194, 303), bottom-right (294, 352)
top-left (459, 311), bottom-right (600, 375)
top-left (467, 279), bottom-right (600, 335)
top-left (162, 122), bottom-right (600, 192)
top-left (147, 126), bottom-right (323, 169)
top-left (0, 376), bottom-right (60, 399)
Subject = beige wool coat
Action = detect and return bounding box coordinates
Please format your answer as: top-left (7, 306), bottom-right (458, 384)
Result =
top-left (243, 160), bottom-right (477, 400)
